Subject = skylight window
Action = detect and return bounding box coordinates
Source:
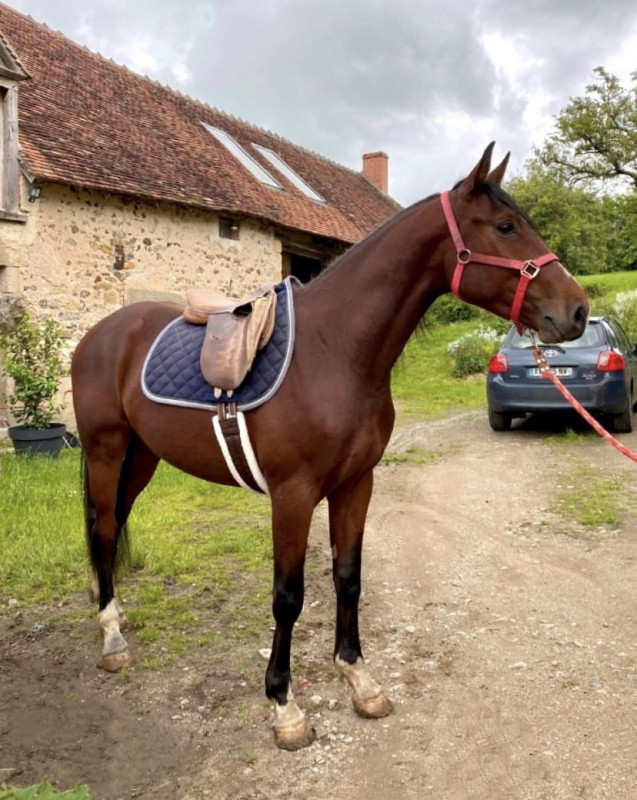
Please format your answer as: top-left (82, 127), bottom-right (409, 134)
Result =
top-left (201, 123), bottom-right (282, 190)
top-left (251, 144), bottom-right (326, 204)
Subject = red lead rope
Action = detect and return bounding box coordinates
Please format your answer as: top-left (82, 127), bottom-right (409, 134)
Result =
top-left (531, 345), bottom-right (637, 463)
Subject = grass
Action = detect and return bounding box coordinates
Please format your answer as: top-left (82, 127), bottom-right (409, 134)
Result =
top-left (0, 781), bottom-right (90, 799)
top-left (553, 465), bottom-right (625, 529)
top-left (544, 428), bottom-right (600, 446)
top-left (579, 270), bottom-right (637, 297)
top-left (391, 320), bottom-right (490, 421)
top-left (0, 450), bottom-right (87, 603)
top-left (579, 270), bottom-right (637, 319)
top-left (379, 445), bottom-right (441, 466)
top-left (0, 449), bottom-right (273, 668)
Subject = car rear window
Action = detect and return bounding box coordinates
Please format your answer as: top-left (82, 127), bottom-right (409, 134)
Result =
top-left (508, 323), bottom-right (604, 349)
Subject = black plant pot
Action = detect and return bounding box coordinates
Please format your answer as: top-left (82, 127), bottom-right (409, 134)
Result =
top-left (8, 423), bottom-right (67, 459)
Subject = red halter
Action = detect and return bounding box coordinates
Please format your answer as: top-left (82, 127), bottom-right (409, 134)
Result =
top-left (440, 191), bottom-right (558, 331)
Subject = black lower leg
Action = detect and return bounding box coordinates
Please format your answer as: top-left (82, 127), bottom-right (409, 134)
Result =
top-left (265, 574), bottom-right (304, 705)
top-left (87, 511), bottom-right (117, 612)
top-left (333, 540), bottom-right (363, 664)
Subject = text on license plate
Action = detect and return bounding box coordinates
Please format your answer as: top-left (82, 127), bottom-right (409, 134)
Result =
top-left (531, 367), bottom-right (573, 377)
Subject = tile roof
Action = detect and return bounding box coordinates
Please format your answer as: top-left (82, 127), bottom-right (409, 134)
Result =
top-left (0, 3), bottom-right (400, 244)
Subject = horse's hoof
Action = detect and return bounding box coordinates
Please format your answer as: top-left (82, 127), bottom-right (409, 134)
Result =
top-left (273, 718), bottom-right (316, 751)
top-left (353, 692), bottom-right (393, 719)
top-left (99, 648), bottom-right (131, 672)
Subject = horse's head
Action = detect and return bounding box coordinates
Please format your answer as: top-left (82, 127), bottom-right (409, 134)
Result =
top-left (442, 142), bottom-right (588, 343)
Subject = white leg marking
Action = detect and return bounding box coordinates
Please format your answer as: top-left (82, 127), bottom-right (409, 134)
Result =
top-left (271, 688), bottom-right (315, 750)
top-left (97, 598), bottom-right (130, 671)
top-left (335, 655), bottom-right (383, 699)
top-left (335, 656), bottom-right (393, 718)
top-left (273, 688), bottom-right (306, 729)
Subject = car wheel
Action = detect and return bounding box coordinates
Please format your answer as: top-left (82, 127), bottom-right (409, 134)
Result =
top-left (488, 406), bottom-right (512, 431)
top-left (608, 404), bottom-right (633, 434)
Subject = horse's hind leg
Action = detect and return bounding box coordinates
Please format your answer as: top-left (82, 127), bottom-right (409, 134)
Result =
top-left (84, 430), bottom-right (159, 671)
top-left (328, 471), bottom-right (393, 719)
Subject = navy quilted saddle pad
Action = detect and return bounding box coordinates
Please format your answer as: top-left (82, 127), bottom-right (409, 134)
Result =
top-left (142, 277), bottom-right (296, 412)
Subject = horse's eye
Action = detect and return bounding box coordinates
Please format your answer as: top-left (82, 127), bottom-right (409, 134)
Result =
top-left (497, 221), bottom-right (515, 234)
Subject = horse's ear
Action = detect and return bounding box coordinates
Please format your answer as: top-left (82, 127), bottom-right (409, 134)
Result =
top-left (487, 152), bottom-right (510, 185)
top-left (460, 142), bottom-right (495, 194)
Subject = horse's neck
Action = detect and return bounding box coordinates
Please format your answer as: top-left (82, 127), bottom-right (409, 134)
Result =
top-left (299, 199), bottom-right (448, 383)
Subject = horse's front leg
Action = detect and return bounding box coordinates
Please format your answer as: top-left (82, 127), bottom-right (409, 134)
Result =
top-left (328, 471), bottom-right (393, 719)
top-left (266, 493), bottom-right (316, 750)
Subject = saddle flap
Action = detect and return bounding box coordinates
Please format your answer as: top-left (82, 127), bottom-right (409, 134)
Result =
top-left (200, 289), bottom-right (277, 391)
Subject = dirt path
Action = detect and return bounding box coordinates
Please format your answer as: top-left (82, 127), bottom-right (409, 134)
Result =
top-left (2, 412), bottom-right (637, 799)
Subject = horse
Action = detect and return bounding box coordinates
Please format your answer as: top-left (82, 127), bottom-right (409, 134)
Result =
top-left (71, 143), bottom-right (588, 750)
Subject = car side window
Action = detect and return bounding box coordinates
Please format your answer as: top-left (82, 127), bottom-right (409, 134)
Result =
top-left (607, 320), bottom-right (630, 351)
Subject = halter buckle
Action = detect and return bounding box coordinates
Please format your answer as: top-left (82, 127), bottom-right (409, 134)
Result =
top-left (458, 248), bottom-right (471, 265)
top-left (521, 261), bottom-right (540, 279)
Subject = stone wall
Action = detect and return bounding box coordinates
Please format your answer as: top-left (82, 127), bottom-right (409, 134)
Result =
top-left (0, 181), bottom-right (285, 430)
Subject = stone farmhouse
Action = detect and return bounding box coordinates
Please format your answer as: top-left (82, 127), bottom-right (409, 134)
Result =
top-left (0, 3), bottom-right (399, 428)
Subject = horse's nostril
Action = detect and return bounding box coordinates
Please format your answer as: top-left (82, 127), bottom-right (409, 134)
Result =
top-left (574, 305), bottom-right (587, 325)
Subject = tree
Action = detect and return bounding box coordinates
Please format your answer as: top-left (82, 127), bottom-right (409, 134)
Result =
top-left (538, 67), bottom-right (637, 192)
top-left (507, 166), bottom-right (618, 274)
top-left (603, 192), bottom-right (637, 270)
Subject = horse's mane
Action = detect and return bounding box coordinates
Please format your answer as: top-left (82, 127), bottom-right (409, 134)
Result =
top-left (306, 191), bottom-right (442, 287)
top-left (306, 181), bottom-right (537, 289)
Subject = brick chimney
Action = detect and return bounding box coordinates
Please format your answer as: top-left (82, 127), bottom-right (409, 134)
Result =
top-left (362, 151), bottom-right (389, 194)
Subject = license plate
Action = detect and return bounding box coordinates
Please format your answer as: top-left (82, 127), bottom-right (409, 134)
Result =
top-left (531, 367), bottom-right (573, 377)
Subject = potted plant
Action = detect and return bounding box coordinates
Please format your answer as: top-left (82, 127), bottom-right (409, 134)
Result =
top-left (0, 313), bottom-right (67, 457)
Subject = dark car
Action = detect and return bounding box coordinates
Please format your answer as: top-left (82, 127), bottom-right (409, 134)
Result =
top-left (486, 316), bottom-right (637, 433)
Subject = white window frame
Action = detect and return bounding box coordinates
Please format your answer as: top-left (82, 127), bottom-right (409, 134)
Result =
top-left (201, 123), bottom-right (283, 190)
top-left (252, 143), bottom-right (325, 203)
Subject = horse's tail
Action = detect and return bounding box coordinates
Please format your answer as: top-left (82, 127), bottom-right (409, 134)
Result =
top-left (81, 446), bottom-right (131, 579)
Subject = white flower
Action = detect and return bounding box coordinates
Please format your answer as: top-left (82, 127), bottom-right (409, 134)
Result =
top-left (447, 326), bottom-right (502, 355)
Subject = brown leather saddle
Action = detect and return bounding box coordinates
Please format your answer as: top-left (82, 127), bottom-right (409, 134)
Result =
top-left (183, 285), bottom-right (277, 397)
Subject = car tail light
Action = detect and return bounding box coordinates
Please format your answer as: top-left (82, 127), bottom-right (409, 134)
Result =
top-left (488, 353), bottom-right (508, 373)
top-left (597, 350), bottom-right (626, 371)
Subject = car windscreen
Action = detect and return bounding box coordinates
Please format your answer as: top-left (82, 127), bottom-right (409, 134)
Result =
top-left (508, 323), bottom-right (604, 350)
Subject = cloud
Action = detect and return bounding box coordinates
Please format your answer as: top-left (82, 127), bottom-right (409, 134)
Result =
top-left (7, 0), bottom-right (637, 205)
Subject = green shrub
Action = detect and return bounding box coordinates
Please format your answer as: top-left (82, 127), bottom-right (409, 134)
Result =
top-left (582, 280), bottom-right (604, 299)
top-left (611, 290), bottom-right (637, 342)
top-left (426, 295), bottom-right (479, 326)
top-left (482, 315), bottom-right (513, 337)
top-left (589, 296), bottom-right (614, 318)
top-left (447, 326), bottom-right (503, 378)
top-left (0, 315), bottom-right (66, 429)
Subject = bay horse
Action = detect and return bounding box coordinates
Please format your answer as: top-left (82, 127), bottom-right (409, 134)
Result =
top-left (71, 143), bottom-right (588, 750)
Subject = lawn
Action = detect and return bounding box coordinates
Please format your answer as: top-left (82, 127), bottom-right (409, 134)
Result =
top-left (0, 448), bottom-right (273, 670)
top-left (579, 270), bottom-right (637, 297)
top-left (391, 319), bottom-right (492, 421)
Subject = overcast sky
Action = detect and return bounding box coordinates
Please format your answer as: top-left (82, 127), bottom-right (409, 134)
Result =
top-left (6, 0), bottom-right (637, 206)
